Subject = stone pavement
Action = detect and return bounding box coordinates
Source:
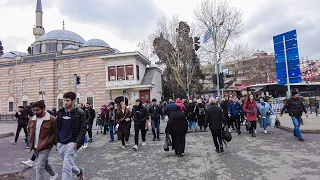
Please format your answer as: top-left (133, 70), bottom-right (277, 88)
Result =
top-left (1, 123), bottom-right (320, 180)
top-left (0, 123), bottom-right (19, 139)
top-left (278, 113), bottom-right (320, 133)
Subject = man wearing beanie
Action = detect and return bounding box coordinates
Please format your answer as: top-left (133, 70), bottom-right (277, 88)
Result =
top-left (281, 90), bottom-right (308, 142)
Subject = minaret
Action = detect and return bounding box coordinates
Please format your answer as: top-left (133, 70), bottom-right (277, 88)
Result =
top-left (33, 0), bottom-right (45, 41)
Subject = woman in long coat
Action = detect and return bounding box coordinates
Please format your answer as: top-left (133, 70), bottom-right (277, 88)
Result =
top-left (257, 98), bottom-right (275, 134)
top-left (243, 94), bottom-right (258, 137)
top-left (116, 102), bottom-right (132, 148)
top-left (165, 105), bottom-right (188, 157)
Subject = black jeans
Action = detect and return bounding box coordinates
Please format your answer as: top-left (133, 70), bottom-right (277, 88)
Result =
top-left (231, 116), bottom-right (241, 132)
top-left (225, 114), bottom-right (233, 129)
top-left (173, 134), bottom-right (186, 154)
top-left (198, 115), bottom-right (205, 129)
top-left (249, 121), bottom-right (257, 135)
top-left (15, 124), bottom-right (28, 142)
top-left (104, 125), bottom-right (109, 134)
top-left (151, 119), bottom-right (160, 139)
top-left (87, 121), bottom-right (93, 139)
top-left (210, 129), bottom-right (223, 149)
top-left (134, 123), bottom-right (146, 146)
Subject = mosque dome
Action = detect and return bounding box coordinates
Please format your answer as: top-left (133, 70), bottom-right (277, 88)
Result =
top-left (0, 51), bottom-right (28, 58)
top-left (64, 45), bottom-right (79, 50)
top-left (82, 39), bottom-right (110, 48)
top-left (113, 48), bottom-right (121, 53)
top-left (38, 30), bottom-right (86, 44)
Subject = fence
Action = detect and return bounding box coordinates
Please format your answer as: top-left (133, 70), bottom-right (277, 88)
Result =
top-left (0, 114), bottom-right (17, 123)
top-left (269, 99), bottom-right (319, 115)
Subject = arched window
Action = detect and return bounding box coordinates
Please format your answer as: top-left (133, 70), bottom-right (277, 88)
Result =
top-left (87, 74), bottom-right (93, 87)
top-left (22, 79), bottom-right (27, 92)
top-left (30, 66), bottom-right (36, 77)
top-left (58, 77), bottom-right (63, 89)
top-left (39, 78), bottom-right (45, 91)
top-left (8, 81), bottom-right (14, 93)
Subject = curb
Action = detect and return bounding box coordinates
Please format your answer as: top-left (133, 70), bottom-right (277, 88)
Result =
top-left (0, 132), bottom-right (14, 139)
top-left (278, 126), bottom-right (320, 134)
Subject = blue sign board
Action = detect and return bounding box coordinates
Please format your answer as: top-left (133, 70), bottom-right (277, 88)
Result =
top-left (203, 26), bottom-right (213, 44)
top-left (273, 29), bottom-right (302, 85)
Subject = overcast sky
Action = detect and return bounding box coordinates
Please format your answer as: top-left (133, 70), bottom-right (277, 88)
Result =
top-left (0, 0), bottom-right (319, 60)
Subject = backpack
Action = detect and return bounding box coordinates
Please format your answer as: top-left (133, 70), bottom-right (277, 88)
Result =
top-left (198, 105), bottom-right (205, 116)
top-left (222, 126), bottom-right (232, 147)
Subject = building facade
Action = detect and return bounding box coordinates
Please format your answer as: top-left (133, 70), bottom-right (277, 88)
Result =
top-left (0, 0), bottom-right (162, 114)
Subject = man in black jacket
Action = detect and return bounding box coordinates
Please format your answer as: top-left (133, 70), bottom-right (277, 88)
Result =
top-left (204, 98), bottom-right (227, 153)
top-left (281, 90), bottom-right (308, 142)
top-left (149, 98), bottom-right (163, 141)
top-left (85, 103), bottom-right (95, 143)
top-left (132, 99), bottom-right (149, 150)
top-left (11, 106), bottom-right (29, 146)
top-left (56, 91), bottom-right (86, 179)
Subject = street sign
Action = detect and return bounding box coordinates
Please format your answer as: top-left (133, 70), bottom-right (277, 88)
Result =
top-left (203, 26), bottom-right (213, 44)
top-left (273, 29), bottom-right (302, 85)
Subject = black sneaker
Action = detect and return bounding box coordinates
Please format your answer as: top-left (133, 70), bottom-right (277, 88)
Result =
top-left (77, 167), bottom-right (84, 180)
top-left (178, 153), bottom-right (184, 157)
top-left (252, 134), bottom-right (256, 137)
top-left (238, 131), bottom-right (241, 135)
top-left (215, 148), bottom-right (220, 153)
top-left (157, 138), bottom-right (161, 141)
top-left (152, 138), bottom-right (156, 141)
top-left (220, 146), bottom-right (224, 153)
top-left (298, 138), bottom-right (305, 142)
top-left (89, 139), bottom-right (93, 143)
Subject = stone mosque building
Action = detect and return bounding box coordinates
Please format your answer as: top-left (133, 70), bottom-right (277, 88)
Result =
top-left (0, 0), bottom-right (162, 114)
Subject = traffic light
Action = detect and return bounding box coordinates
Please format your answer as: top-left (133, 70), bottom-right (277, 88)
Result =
top-left (194, 37), bottom-right (200, 51)
top-left (186, 88), bottom-right (189, 95)
top-left (219, 73), bottom-right (224, 88)
top-left (76, 75), bottom-right (81, 85)
top-left (122, 90), bottom-right (126, 95)
top-left (192, 52), bottom-right (197, 64)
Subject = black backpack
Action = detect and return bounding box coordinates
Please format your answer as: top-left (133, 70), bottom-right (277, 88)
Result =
top-left (222, 126), bottom-right (232, 147)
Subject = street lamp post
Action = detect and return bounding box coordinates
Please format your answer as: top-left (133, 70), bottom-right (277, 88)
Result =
top-left (10, 52), bottom-right (19, 112)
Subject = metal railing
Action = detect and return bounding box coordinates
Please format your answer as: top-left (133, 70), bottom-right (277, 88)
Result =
top-left (268, 99), bottom-right (319, 115)
top-left (0, 114), bottom-right (17, 123)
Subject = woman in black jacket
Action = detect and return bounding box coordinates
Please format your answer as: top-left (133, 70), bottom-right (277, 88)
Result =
top-left (195, 99), bottom-right (206, 131)
top-left (165, 105), bottom-right (188, 157)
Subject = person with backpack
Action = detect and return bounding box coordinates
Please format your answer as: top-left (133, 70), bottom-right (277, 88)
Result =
top-left (204, 98), bottom-right (227, 153)
top-left (185, 100), bottom-right (197, 132)
top-left (195, 99), bottom-right (206, 131)
top-left (149, 98), bottom-right (163, 141)
top-left (228, 97), bottom-right (242, 135)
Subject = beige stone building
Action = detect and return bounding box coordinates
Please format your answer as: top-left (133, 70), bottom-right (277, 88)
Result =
top-left (0, 0), bottom-right (162, 114)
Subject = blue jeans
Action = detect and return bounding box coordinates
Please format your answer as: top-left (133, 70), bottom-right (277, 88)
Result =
top-left (84, 135), bottom-right (88, 144)
top-left (109, 121), bottom-right (114, 141)
top-left (151, 119), bottom-right (160, 138)
top-left (188, 121), bottom-right (196, 130)
top-left (25, 136), bottom-right (29, 148)
top-left (292, 117), bottom-right (302, 139)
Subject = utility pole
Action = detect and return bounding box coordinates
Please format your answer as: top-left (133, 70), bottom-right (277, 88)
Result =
top-left (283, 36), bottom-right (291, 98)
top-left (212, 19), bottom-right (220, 98)
top-left (74, 74), bottom-right (80, 105)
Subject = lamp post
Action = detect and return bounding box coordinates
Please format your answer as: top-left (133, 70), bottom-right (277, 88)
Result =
top-left (212, 18), bottom-right (224, 98)
top-left (10, 52), bottom-right (20, 112)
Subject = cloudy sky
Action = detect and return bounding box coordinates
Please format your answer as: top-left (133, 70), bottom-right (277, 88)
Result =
top-left (0, 0), bottom-right (319, 59)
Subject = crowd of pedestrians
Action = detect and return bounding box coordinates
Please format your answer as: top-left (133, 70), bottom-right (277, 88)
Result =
top-left (9, 89), bottom-right (310, 179)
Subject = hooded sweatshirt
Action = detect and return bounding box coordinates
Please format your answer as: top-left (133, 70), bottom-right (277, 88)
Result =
top-left (132, 101), bottom-right (149, 125)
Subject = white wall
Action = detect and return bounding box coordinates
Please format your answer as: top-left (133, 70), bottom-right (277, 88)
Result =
top-left (135, 60), bottom-right (146, 84)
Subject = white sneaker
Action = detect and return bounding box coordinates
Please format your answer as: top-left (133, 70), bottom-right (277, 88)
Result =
top-left (21, 160), bottom-right (34, 167)
top-left (50, 173), bottom-right (59, 180)
top-left (122, 146), bottom-right (125, 149)
top-left (11, 140), bottom-right (17, 145)
top-left (142, 142), bottom-right (146, 146)
top-left (132, 145), bottom-right (138, 150)
top-left (264, 130), bottom-right (267, 134)
top-left (228, 128), bottom-right (232, 133)
top-left (83, 143), bottom-right (88, 149)
top-left (254, 130), bottom-right (257, 134)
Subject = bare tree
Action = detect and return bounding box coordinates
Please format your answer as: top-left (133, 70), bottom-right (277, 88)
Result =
top-left (194, 0), bottom-right (243, 64)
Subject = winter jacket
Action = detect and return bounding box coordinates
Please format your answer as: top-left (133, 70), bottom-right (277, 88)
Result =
top-left (281, 97), bottom-right (307, 118)
top-left (243, 100), bottom-right (258, 121)
top-left (149, 105), bottom-right (163, 120)
top-left (116, 108), bottom-right (132, 140)
top-left (15, 110), bottom-right (29, 125)
top-left (220, 100), bottom-right (231, 115)
top-left (28, 112), bottom-right (56, 152)
top-left (257, 102), bottom-right (275, 128)
top-left (166, 105), bottom-right (188, 135)
top-left (228, 102), bottom-right (242, 117)
top-left (185, 103), bottom-right (196, 121)
top-left (56, 107), bottom-right (87, 150)
top-left (175, 99), bottom-right (186, 112)
top-left (204, 103), bottom-right (227, 131)
top-left (132, 103), bottom-right (149, 125)
top-left (164, 102), bottom-right (179, 116)
top-left (87, 107), bottom-right (96, 124)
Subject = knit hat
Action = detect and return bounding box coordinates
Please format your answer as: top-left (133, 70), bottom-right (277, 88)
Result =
top-left (291, 90), bottom-right (299, 97)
